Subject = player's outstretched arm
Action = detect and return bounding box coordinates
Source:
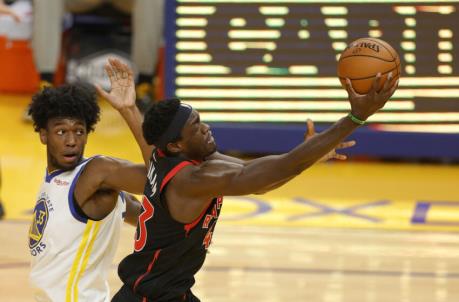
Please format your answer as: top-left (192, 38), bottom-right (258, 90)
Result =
top-left (96, 58), bottom-right (154, 165)
top-left (168, 75), bottom-right (397, 220)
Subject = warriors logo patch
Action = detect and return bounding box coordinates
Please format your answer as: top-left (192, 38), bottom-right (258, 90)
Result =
top-left (29, 198), bottom-right (49, 249)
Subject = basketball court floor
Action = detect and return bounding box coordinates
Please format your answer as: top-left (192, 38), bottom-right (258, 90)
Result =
top-left (1, 95), bottom-right (459, 301)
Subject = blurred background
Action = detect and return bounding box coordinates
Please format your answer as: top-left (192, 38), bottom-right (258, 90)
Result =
top-left (0, 0), bottom-right (459, 301)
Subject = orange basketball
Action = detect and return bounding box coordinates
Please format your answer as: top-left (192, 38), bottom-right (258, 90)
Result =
top-left (337, 37), bottom-right (401, 94)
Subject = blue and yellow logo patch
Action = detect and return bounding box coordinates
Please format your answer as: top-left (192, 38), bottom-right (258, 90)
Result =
top-left (29, 198), bottom-right (49, 249)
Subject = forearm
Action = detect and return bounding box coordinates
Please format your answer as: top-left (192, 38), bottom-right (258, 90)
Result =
top-left (230, 116), bottom-right (359, 195)
top-left (119, 106), bottom-right (154, 165)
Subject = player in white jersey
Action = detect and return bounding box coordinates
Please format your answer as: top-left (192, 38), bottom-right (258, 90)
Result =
top-left (28, 64), bottom-right (149, 302)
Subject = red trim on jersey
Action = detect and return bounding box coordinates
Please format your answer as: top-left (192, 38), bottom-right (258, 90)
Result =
top-left (160, 161), bottom-right (193, 193)
top-left (157, 148), bottom-right (165, 158)
top-left (184, 205), bottom-right (209, 235)
top-left (133, 249), bottom-right (162, 294)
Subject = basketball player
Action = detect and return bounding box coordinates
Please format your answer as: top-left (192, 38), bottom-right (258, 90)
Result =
top-left (99, 60), bottom-right (397, 301)
top-left (28, 74), bottom-right (149, 301)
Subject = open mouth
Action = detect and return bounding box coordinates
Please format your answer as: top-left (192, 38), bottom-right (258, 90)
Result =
top-left (63, 153), bottom-right (79, 163)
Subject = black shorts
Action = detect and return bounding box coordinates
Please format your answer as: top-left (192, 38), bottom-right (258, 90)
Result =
top-left (112, 285), bottom-right (201, 302)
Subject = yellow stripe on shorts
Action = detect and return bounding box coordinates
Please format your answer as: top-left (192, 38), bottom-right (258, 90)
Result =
top-left (65, 221), bottom-right (100, 302)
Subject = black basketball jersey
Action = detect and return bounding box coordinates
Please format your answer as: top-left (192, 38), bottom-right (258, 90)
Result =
top-left (117, 148), bottom-right (223, 302)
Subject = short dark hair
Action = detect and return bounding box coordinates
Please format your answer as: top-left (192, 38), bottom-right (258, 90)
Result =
top-left (29, 83), bottom-right (100, 132)
top-left (142, 98), bottom-right (181, 146)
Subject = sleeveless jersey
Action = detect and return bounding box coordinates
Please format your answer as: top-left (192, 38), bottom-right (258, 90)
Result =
top-left (29, 157), bottom-right (126, 302)
top-left (117, 149), bottom-right (223, 302)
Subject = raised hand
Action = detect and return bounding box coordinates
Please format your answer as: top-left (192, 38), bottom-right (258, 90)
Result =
top-left (95, 57), bottom-right (136, 111)
top-left (304, 119), bottom-right (356, 162)
top-left (346, 72), bottom-right (398, 121)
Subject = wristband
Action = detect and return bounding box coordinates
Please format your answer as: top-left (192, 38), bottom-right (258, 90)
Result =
top-left (348, 113), bottom-right (366, 125)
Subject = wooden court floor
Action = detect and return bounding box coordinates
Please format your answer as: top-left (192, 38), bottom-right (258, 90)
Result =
top-left (1, 95), bottom-right (459, 301)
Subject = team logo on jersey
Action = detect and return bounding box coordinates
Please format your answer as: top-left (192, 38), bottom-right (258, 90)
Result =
top-left (29, 197), bottom-right (49, 249)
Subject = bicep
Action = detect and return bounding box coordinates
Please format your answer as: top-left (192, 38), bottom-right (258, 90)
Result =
top-left (101, 159), bottom-right (147, 194)
top-left (172, 160), bottom-right (245, 199)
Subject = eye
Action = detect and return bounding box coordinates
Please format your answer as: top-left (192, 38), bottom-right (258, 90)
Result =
top-left (56, 129), bottom-right (64, 135)
top-left (76, 129), bottom-right (85, 136)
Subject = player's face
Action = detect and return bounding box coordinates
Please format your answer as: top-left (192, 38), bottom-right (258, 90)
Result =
top-left (40, 117), bottom-right (87, 171)
top-left (179, 110), bottom-right (217, 160)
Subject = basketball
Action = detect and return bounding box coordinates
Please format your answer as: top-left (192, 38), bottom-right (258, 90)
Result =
top-left (337, 37), bottom-right (401, 94)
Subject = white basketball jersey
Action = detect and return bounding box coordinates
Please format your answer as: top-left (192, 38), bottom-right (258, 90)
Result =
top-left (29, 157), bottom-right (126, 302)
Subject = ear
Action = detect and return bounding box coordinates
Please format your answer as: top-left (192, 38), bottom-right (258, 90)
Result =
top-left (39, 129), bottom-right (47, 145)
top-left (166, 141), bottom-right (183, 154)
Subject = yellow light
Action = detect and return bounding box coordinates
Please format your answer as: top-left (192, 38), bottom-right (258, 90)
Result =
top-left (176, 65), bottom-right (230, 74)
top-left (259, 6), bottom-right (289, 15)
top-left (230, 18), bottom-right (246, 27)
top-left (265, 18), bottom-right (285, 27)
top-left (289, 66), bottom-right (318, 75)
top-left (438, 41), bottom-right (453, 50)
top-left (394, 6), bottom-right (416, 15)
top-left (404, 53), bottom-right (416, 63)
top-left (438, 29), bottom-right (453, 38)
top-left (438, 53), bottom-right (453, 62)
top-left (176, 18), bottom-right (207, 27)
top-left (228, 30), bottom-right (281, 39)
top-left (325, 18), bottom-right (348, 27)
top-left (332, 42), bottom-right (347, 51)
top-left (403, 30), bottom-right (416, 39)
top-left (401, 41), bottom-right (416, 51)
top-left (438, 65), bottom-right (453, 74)
top-left (328, 30), bottom-right (348, 39)
top-left (176, 53), bottom-right (212, 62)
top-left (176, 42), bottom-right (207, 50)
top-left (405, 65), bottom-right (416, 74)
top-left (404, 18), bottom-right (416, 27)
top-left (176, 6), bottom-right (216, 15)
top-left (176, 30), bottom-right (206, 39)
top-left (368, 30), bottom-right (382, 38)
top-left (321, 6), bottom-right (348, 15)
top-left (228, 42), bottom-right (277, 51)
top-left (298, 30), bottom-right (310, 39)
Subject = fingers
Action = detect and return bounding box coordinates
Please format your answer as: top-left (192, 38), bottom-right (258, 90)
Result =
top-left (305, 119), bottom-right (315, 139)
top-left (369, 72), bottom-right (382, 94)
top-left (104, 63), bottom-right (116, 84)
top-left (345, 78), bottom-right (358, 98)
top-left (380, 72), bottom-right (393, 93)
top-left (336, 140), bottom-right (356, 150)
top-left (107, 57), bottom-right (134, 83)
top-left (333, 153), bottom-right (347, 160)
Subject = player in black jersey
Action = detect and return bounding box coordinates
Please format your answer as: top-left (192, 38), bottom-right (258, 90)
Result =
top-left (99, 59), bottom-right (398, 302)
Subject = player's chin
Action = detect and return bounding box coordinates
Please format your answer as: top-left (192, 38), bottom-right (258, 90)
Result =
top-left (59, 155), bottom-right (81, 169)
top-left (206, 143), bottom-right (217, 156)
